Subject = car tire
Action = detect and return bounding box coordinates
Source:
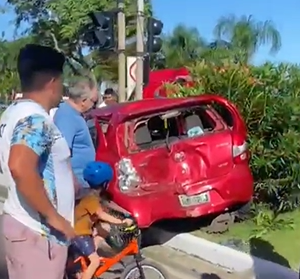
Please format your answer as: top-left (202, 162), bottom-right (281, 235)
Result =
top-left (235, 200), bottom-right (252, 221)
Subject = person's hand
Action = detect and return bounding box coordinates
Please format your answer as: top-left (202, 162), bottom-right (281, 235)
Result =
top-left (47, 214), bottom-right (76, 241)
top-left (92, 227), bottom-right (98, 237)
top-left (122, 218), bottom-right (133, 226)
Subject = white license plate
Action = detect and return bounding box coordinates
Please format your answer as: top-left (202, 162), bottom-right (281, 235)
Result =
top-left (178, 192), bottom-right (210, 207)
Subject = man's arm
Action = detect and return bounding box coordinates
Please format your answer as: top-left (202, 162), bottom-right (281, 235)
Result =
top-left (8, 114), bottom-right (60, 220)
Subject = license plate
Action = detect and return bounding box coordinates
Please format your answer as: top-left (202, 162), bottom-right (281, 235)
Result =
top-left (178, 192), bottom-right (210, 207)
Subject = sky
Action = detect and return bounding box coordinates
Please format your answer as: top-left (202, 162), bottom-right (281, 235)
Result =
top-left (152, 0), bottom-right (300, 64)
top-left (0, 0), bottom-right (300, 65)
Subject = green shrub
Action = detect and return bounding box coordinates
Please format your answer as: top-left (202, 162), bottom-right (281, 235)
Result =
top-left (175, 61), bottom-right (300, 212)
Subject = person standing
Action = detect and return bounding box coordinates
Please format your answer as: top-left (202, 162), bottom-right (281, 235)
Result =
top-left (98, 88), bottom-right (118, 108)
top-left (0, 44), bottom-right (75, 279)
top-left (53, 77), bottom-right (98, 195)
top-left (49, 85), bottom-right (70, 118)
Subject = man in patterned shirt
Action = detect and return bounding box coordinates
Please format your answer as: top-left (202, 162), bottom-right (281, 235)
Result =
top-left (0, 44), bottom-right (75, 279)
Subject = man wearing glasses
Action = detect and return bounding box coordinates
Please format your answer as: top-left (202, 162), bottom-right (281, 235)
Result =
top-left (53, 77), bottom-right (98, 195)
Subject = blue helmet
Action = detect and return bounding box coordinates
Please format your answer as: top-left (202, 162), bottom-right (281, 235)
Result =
top-left (83, 161), bottom-right (113, 190)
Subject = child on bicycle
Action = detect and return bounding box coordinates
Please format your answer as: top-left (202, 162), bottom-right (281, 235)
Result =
top-left (72, 161), bottom-right (133, 279)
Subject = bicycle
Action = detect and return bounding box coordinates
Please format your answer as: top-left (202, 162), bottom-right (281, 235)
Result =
top-left (65, 210), bottom-right (169, 279)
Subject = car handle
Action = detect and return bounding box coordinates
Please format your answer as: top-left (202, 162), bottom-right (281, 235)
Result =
top-left (139, 162), bottom-right (148, 167)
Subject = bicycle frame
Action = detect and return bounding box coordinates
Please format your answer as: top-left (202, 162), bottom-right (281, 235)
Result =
top-left (72, 238), bottom-right (146, 279)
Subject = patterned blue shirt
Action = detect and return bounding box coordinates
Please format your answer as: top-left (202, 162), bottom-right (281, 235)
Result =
top-left (1, 101), bottom-right (74, 245)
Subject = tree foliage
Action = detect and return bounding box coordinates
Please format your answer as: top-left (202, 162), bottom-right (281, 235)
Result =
top-left (173, 60), bottom-right (300, 213)
top-left (214, 15), bottom-right (281, 62)
top-left (161, 24), bottom-right (207, 68)
top-left (6, 0), bottom-right (152, 81)
top-left (0, 8), bottom-right (282, 97)
top-left (0, 36), bottom-right (35, 98)
top-left (160, 16), bottom-right (282, 68)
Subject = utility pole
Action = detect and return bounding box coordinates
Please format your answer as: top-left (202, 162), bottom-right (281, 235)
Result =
top-left (117, 0), bottom-right (126, 102)
top-left (135, 0), bottom-right (144, 100)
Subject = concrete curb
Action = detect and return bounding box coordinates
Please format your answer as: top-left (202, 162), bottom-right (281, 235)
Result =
top-left (162, 233), bottom-right (299, 279)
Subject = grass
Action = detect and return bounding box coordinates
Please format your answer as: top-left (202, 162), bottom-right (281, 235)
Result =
top-left (192, 210), bottom-right (300, 270)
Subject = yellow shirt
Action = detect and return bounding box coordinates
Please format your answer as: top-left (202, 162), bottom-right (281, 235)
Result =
top-left (74, 193), bottom-right (101, 236)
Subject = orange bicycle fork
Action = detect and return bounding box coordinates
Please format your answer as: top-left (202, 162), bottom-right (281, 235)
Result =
top-left (128, 237), bottom-right (146, 279)
top-left (133, 250), bottom-right (146, 279)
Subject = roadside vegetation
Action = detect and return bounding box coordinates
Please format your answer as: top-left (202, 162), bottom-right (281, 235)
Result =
top-left (193, 210), bottom-right (299, 270)
top-left (164, 59), bottom-right (300, 269)
top-left (159, 14), bottom-right (299, 268)
top-left (171, 43), bottom-right (300, 269)
top-left (0, 0), bottom-right (299, 268)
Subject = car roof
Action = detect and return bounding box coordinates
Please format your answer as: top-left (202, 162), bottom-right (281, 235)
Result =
top-left (89, 96), bottom-right (212, 123)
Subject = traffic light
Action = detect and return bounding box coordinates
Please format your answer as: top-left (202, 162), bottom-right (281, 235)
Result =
top-left (89, 11), bottom-right (115, 51)
top-left (147, 17), bottom-right (163, 53)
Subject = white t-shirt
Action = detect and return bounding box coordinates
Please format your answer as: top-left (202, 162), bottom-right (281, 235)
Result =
top-left (49, 107), bottom-right (58, 118)
top-left (0, 100), bottom-right (74, 245)
top-left (98, 101), bottom-right (107, 108)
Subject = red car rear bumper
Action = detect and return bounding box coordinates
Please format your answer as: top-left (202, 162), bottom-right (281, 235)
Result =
top-left (116, 164), bottom-right (253, 228)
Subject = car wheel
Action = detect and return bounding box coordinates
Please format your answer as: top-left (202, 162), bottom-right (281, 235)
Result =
top-left (235, 200), bottom-right (252, 221)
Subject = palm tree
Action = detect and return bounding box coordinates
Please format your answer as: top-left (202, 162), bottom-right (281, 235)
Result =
top-left (161, 24), bottom-right (207, 68)
top-left (214, 15), bottom-right (281, 62)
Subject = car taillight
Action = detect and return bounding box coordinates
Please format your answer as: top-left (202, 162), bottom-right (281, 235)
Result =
top-left (117, 158), bottom-right (141, 192)
top-left (232, 141), bottom-right (248, 164)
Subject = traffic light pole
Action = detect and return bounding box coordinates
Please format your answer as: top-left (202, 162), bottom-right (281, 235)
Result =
top-left (117, 0), bottom-right (126, 102)
top-left (135, 0), bottom-right (144, 100)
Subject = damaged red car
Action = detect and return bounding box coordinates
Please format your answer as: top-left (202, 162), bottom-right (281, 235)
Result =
top-left (87, 94), bottom-right (253, 229)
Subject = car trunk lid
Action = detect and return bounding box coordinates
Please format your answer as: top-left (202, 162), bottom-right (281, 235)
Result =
top-left (126, 95), bottom-right (247, 194)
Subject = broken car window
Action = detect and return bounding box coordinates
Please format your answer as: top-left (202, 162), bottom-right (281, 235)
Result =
top-left (131, 106), bottom-right (217, 151)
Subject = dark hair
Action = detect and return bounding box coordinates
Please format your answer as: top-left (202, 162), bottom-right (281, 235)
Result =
top-left (17, 44), bottom-right (65, 93)
top-left (104, 88), bottom-right (115, 95)
top-left (104, 88), bottom-right (118, 101)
